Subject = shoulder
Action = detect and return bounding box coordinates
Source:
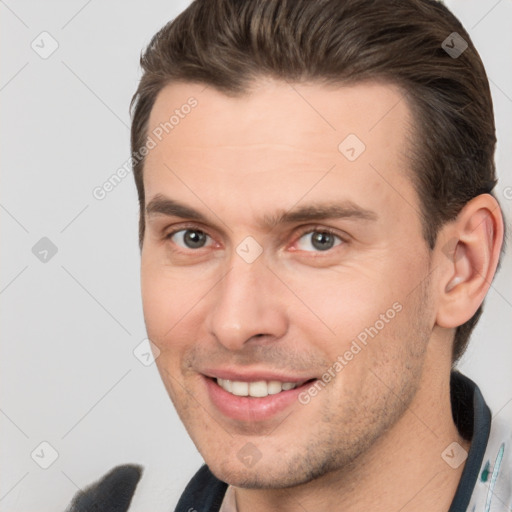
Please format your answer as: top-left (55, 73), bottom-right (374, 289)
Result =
top-left (63, 463), bottom-right (227, 512)
top-left (64, 464), bottom-right (143, 512)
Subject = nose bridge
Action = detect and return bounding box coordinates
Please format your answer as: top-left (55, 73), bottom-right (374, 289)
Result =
top-left (207, 248), bottom-right (287, 350)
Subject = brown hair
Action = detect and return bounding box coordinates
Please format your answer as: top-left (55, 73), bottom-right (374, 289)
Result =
top-left (130, 0), bottom-right (504, 365)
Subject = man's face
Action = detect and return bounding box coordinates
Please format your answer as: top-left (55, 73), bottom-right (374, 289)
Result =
top-left (141, 79), bottom-right (439, 487)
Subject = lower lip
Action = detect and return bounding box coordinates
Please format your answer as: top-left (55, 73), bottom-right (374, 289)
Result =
top-left (204, 376), bottom-right (315, 422)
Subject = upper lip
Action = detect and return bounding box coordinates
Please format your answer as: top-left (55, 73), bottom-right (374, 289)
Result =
top-left (201, 368), bottom-right (316, 383)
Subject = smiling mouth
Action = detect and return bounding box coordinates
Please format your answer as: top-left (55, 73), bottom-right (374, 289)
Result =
top-left (215, 378), bottom-right (315, 397)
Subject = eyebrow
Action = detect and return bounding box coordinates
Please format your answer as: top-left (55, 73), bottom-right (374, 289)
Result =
top-left (145, 194), bottom-right (378, 230)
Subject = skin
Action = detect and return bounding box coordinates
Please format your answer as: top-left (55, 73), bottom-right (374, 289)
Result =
top-left (140, 79), bottom-right (503, 512)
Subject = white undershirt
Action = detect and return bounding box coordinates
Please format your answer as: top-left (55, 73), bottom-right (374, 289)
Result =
top-left (218, 485), bottom-right (237, 512)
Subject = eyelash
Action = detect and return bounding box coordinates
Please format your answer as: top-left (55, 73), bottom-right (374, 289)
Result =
top-left (293, 226), bottom-right (346, 252)
top-left (163, 223), bottom-right (347, 254)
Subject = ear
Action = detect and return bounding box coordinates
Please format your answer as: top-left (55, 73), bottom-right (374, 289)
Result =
top-left (435, 194), bottom-right (504, 329)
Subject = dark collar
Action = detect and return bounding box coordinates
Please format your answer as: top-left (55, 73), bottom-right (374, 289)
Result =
top-left (448, 370), bottom-right (492, 511)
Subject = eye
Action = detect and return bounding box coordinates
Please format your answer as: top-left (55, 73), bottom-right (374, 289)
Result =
top-left (166, 228), bottom-right (214, 250)
top-left (295, 228), bottom-right (344, 252)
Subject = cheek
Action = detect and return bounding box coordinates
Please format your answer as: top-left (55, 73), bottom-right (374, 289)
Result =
top-left (141, 263), bottom-right (193, 347)
top-left (141, 255), bottom-right (183, 308)
top-left (288, 268), bottom-right (404, 343)
top-left (284, 262), bottom-right (424, 376)
top-left (141, 269), bottom-right (168, 337)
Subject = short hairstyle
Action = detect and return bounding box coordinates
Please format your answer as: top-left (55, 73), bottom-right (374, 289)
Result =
top-left (130, 0), bottom-right (505, 365)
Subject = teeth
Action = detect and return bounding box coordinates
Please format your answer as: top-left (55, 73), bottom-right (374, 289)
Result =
top-left (249, 381), bottom-right (268, 397)
top-left (231, 381), bottom-right (248, 396)
top-left (267, 381), bottom-right (283, 395)
top-left (216, 378), bottom-right (303, 397)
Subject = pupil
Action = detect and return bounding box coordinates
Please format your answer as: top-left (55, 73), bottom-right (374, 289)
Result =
top-left (185, 230), bottom-right (206, 249)
top-left (312, 232), bottom-right (334, 251)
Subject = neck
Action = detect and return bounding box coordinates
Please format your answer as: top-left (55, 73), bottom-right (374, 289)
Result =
top-left (234, 355), bottom-right (470, 512)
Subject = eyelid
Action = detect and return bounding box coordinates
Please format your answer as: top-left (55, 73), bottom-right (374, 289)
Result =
top-left (163, 222), bottom-right (349, 252)
top-left (164, 222), bottom-right (212, 239)
top-left (289, 225), bottom-right (348, 252)
top-left (164, 223), bottom-right (217, 250)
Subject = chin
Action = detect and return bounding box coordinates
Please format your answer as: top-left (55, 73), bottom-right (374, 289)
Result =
top-left (208, 454), bottom-right (320, 490)
top-left (214, 469), bottom-right (294, 489)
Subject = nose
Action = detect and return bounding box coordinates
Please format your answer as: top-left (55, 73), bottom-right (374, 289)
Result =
top-left (206, 250), bottom-right (288, 351)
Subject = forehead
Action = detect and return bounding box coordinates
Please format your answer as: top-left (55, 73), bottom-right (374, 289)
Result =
top-left (147, 78), bottom-right (412, 152)
top-left (143, 79), bottom-right (418, 229)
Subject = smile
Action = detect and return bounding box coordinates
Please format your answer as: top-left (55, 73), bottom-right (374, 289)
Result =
top-left (203, 375), bottom-right (317, 422)
top-left (216, 378), bottom-right (308, 397)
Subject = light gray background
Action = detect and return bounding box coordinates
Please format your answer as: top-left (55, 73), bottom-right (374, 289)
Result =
top-left (1, 1), bottom-right (511, 511)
